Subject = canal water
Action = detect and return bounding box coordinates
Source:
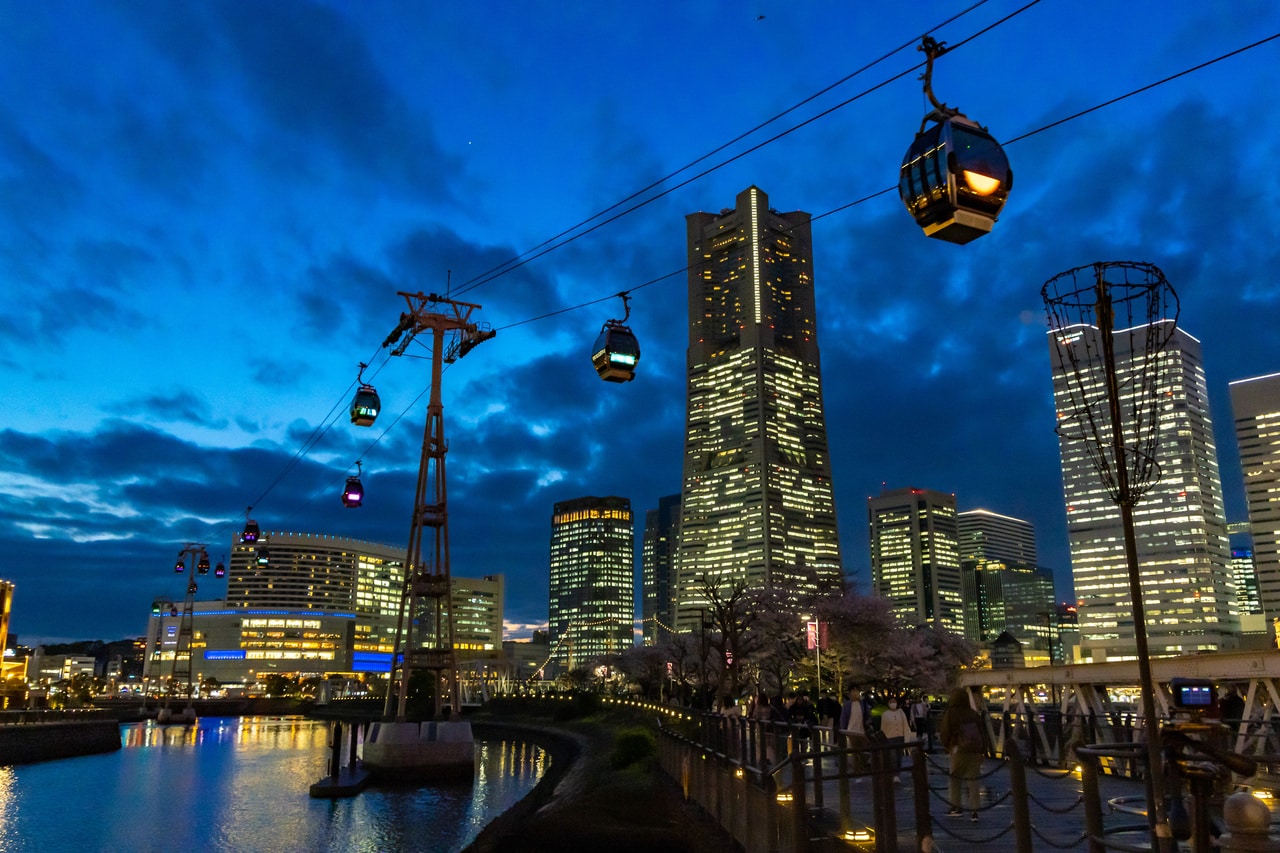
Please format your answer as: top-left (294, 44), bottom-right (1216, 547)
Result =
top-left (0, 717), bottom-right (546, 852)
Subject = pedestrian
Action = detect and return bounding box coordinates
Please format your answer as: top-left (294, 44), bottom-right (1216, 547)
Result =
top-left (939, 687), bottom-right (984, 822)
top-left (879, 694), bottom-right (912, 784)
top-left (911, 694), bottom-right (933, 752)
top-left (752, 691), bottom-right (772, 722)
top-left (838, 684), bottom-right (870, 777)
top-left (1220, 685), bottom-right (1245, 725)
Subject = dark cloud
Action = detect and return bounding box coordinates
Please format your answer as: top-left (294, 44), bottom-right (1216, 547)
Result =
top-left (103, 389), bottom-right (228, 428)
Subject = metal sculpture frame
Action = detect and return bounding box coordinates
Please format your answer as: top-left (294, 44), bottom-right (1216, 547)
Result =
top-left (1043, 260), bottom-right (1180, 852)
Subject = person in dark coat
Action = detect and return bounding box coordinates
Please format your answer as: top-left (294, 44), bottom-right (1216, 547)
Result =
top-left (939, 687), bottom-right (984, 821)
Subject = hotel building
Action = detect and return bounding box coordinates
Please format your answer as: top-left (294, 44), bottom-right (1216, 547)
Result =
top-left (548, 496), bottom-right (635, 669)
top-left (675, 186), bottom-right (842, 629)
top-left (1049, 322), bottom-right (1237, 661)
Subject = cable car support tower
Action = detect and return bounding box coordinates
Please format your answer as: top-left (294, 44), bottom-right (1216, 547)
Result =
top-left (380, 292), bottom-right (494, 722)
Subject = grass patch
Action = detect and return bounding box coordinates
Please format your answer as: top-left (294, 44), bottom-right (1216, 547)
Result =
top-left (609, 726), bottom-right (656, 769)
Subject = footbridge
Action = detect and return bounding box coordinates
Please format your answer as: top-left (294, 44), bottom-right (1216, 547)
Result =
top-left (959, 649), bottom-right (1280, 759)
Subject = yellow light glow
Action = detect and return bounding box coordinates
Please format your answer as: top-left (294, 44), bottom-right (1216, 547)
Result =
top-left (842, 828), bottom-right (874, 842)
top-left (1252, 789), bottom-right (1274, 801)
top-left (962, 170), bottom-right (1001, 196)
top-left (775, 792), bottom-right (793, 803)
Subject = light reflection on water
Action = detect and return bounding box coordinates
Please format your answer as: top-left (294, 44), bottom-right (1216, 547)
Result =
top-left (0, 717), bottom-right (545, 853)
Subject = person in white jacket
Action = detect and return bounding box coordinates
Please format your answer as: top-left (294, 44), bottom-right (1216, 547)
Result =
top-left (879, 695), bottom-right (913, 784)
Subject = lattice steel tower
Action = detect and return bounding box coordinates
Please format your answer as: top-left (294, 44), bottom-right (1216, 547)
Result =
top-left (380, 292), bottom-right (494, 721)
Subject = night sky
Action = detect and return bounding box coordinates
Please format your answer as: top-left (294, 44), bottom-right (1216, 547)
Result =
top-left (2, 2), bottom-right (1278, 644)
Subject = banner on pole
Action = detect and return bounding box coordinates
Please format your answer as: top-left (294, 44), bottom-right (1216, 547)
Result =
top-left (806, 621), bottom-right (828, 651)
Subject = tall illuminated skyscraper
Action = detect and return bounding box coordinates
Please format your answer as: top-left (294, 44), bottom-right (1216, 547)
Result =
top-left (957, 509), bottom-right (1038, 567)
top-left (1230, 372), bottom-right (1280, 619)
top-left (548, 496), bottom-right (635, 668)
top-left (868, 487), bottom-right (963, 632)
top-left (675, 186), bottom-right (842, 628)
top-left (1050, 323), bottom-right (1237, 661)
top-left (641, 494), bottom-right (680, 646)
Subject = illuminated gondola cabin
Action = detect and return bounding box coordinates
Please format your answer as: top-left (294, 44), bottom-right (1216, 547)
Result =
top-left (255, 547), bottom-right (270, 567)
top-left (174, 556), bottom-right (185, 573)
top-left (197, 553), bottom-right (210, 575)
top-left (899, 114), bottom-right (1011, 244)
top-left (342, 476), bottom-right (364, 508)
top-left (241, 519), bottom-right (260, 544)
top-left (350, 384), bottom-right (381, 427)
top-left (214, 562), bottom-right (226, 579)
top-left (592, 321), bottom-right (640, 382)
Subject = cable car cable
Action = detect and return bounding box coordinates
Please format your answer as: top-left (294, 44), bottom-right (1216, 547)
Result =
top-left (450, 1), bottom-right (1023, 299)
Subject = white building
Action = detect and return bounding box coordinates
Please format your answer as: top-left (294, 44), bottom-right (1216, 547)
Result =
top-left (1049, 322), bottom-right (1237, 661)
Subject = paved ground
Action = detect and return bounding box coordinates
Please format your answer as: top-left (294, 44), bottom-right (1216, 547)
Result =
top-left (804, 752), bottom-right (1157, 852)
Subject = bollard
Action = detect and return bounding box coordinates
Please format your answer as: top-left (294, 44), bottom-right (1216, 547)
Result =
top-left (329, 721), bottom-right (342, 778)
top-left (911, 746), bottom-right (932, 851)
top-left (1219, 792), bottom-right (1280, 853)
top-left (1080, 754), bottom-right (1107, 853)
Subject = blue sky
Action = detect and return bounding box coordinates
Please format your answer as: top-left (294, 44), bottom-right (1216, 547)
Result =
top-left (2, 1), bottom-right (1278, 644)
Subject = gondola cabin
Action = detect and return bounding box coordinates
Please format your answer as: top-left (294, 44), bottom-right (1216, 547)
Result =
top-left (174, 556), bottom-right (185, 573)
top-left (342, 476), bottom-right (364, 508)
top-left (214, 562), bottom-right (226, 579)
top-left (197, 553), bottom-right (210, 575)
top-left (242, 519), bottom-right (260, 544)
top-left (256, 547), bottom-right (270, 567)
top-left (899, 114), bottom-right (1011, 244)
top-left (592, 322), bottom-right (640, 382)
top-left (350, 384), bottom-right (381, 427)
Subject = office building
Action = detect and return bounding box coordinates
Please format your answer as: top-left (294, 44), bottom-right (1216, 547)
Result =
top-left (868, 487), bottom-right (963, 632)
top-left (675, 186), bottom-right (842, 629)
top-left (1231, 372), bottom-right (1280, 618)
top-left (548, 496), bottom-right (635, 668)
top-left (1049, 322), bottom-right (1237, 661)
top-left (1228, 522), bottom-right (1263, 616)
top-left (957, 509), bottom-right (1038, 567)
top-left (960, 559), bottom-right (1057, 663)
top-left (450, 574), bottom-right (505, 660)
top-left (641, 494), bottom-right (680, 645)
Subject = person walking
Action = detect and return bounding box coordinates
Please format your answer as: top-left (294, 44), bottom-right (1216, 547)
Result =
top-left (911, 694), bottom-right (932, 752)
top-left (939, 687), bottom-right (984, 822)
top-left (838, 684), bottom-right (869, 778)
top-left (879, 694), bottom-right (912, 785)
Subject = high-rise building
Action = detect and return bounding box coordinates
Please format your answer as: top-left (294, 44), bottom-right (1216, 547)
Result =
top-left (641, 494), bottom-right (681, 646)
top-left (1049, 322), bottom-right (1237, 661)
top-left (228, 532), bottom-right (405, 654)
top-left (960, 559), bottom-right (1057, 661)
top-left (1227, 522), bottom-right (1263, 616)
top-left (548, 496), bottom-right (635, 668)
top-left (449, 575), bottom-right (505, 660)
top-left (675, 186), bottom-right (842, 629)
top-left (1230, 372), bottom-right (1280, 618)
top-left (957, 509), bottom-right (1038, 567)
top-left (868, 487), bottom-right (963, 632)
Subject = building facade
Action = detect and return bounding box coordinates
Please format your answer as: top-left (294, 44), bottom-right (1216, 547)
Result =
top-left (1050, 322), bottom-right (1237, 661)
top-left (868, 487), bottom-right (963, 632)
top-left (450, 574), bottom-right (505, 660)
top-left (641, 494), bottom-right (681, 645)
top-left (675, 186), bottom-right (842, 629)
top-left (960, 559), bottom-right (1057, 663)
top-left (1231, 372), bottom-right (1280, 619)
top-left (548, 496), bottom-right (635, 669)
top-left (957, 509), bottom-right (1038, 567)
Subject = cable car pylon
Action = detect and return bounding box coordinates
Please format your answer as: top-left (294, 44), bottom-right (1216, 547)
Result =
top-left (381, 292), bottom-right (495, 723)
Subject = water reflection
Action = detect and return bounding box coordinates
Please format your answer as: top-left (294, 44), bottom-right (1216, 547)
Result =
top-left (1, 717), bottom-right (544, 852)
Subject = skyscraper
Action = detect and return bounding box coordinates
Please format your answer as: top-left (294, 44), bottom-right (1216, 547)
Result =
top-left (957, 509), bottom-right (1038, 567)
top-left (1050, 322), bottom-right (1237, 661)
top-left (1227, 521), bottom-right (1263, 617)
top-left (548, 496), bottom-right (635, 668)
top-left (868, 487), bottom-right (963, 632)
top-left (1230, 372), bottom-right (1280, 619)
top-left (675, 186), bottom-right (842, 629)
top-left (641, 494), bottom-right (680, 646)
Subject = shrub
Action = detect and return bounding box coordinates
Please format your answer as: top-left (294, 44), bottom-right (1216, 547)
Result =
top-left (610, 726), bottom-right (656, 769)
